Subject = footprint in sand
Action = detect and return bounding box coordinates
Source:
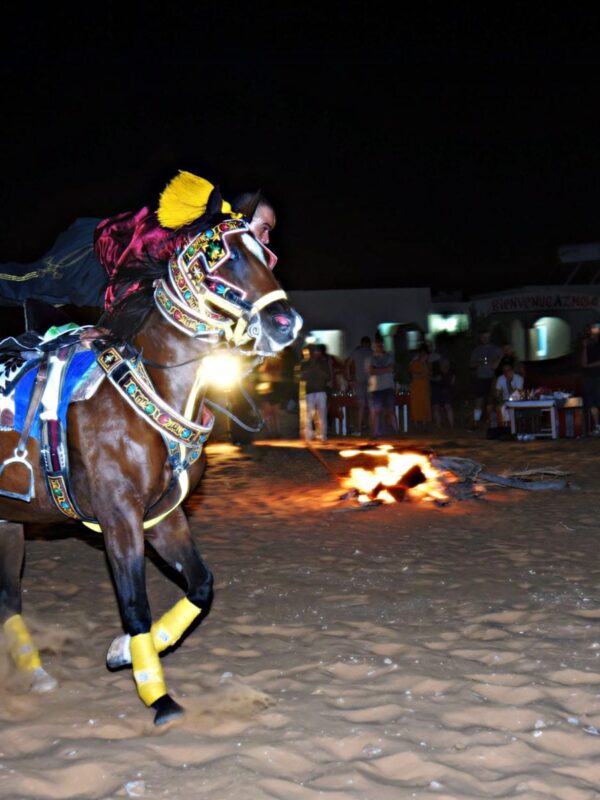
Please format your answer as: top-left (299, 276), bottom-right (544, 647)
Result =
top-left (545, 668), bottom-right (600, 685)
top-left (210, 647), bottom-right (261, 658)
top-left (0, 763), bottom-right (122, 799)
top-left (470, 682), bottom-right (545, 704)
top-left (325, 703), bottom-right (404, 724)
top-left (239, 744), bottom-right (316, 777)
top-left (442, 705), bottom-right (543, 731)
top-left (450, 648), bottom-right (522, 666)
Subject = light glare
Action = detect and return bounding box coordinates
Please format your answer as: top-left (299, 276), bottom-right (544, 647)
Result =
top-left (200, 354), bottom-right (241, 390)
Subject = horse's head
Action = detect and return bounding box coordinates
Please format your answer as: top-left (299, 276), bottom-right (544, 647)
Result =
top-left (154, 187), bottom-right (302, 356)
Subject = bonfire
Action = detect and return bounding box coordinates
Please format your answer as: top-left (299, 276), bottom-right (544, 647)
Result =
top-left (336, 444), bottom-right (570, 508)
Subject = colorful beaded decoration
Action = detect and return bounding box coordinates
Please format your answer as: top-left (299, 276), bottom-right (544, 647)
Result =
top-left (48, 475), bottom-right (80, 520)
top-left (96, 346), bottom-right (212, 448)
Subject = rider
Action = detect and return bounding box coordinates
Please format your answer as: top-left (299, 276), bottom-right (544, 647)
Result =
top-left (0, 175), bottom-right (276, 316)
top-left (230, 191), bottom-right (276, 246)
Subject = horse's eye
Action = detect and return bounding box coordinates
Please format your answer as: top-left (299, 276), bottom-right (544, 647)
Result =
top-left (228, 250), bottom-right (238, 261)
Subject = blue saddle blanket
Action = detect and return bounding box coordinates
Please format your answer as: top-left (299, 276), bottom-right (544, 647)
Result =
top-left (13, 350), bottom-right (98, 440)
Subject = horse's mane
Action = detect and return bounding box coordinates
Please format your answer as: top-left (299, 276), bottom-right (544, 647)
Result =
top-left (98, 210), bottom-right (229, 342)
top-left (97, 252), bottom-right (167, 342)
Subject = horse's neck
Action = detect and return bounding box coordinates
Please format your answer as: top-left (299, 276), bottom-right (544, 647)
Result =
top-left (133, 312), bottom-right (210, 415)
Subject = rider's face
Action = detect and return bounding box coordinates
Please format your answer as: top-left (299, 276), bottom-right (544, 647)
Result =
top-left (250, 203), bottom-right (276, 245)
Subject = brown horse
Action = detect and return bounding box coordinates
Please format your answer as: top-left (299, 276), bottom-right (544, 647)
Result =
top-left (0, 185), bottom-right (302, 725)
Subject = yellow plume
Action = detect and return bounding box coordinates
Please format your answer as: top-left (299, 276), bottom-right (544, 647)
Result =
top-left (157, 171), bottom-right (222, 229)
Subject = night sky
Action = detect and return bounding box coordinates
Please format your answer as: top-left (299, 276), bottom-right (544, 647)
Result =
top-left (2, 6), bottom-right (600, 297)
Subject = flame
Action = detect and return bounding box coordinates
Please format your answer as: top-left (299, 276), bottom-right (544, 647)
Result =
top-left (339, 445), bottom-right (451, 504)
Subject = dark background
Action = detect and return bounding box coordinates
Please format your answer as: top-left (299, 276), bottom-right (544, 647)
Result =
top-left (2, 5), bottom-right (600, 297)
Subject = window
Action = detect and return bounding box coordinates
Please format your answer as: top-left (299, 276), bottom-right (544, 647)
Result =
top-left (535, 324), bottom-right (547, 358)
top-left (407, 330), bottom-right (421, 350)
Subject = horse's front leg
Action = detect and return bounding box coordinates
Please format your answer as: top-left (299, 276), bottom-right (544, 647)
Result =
top-left (0, 521), bottom-right (57, 692)
top-left (107, 508), bottom-right (212, 667)
top-left (101, 511), bottom-right (184, 726)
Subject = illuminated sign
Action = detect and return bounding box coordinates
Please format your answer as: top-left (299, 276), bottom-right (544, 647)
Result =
top-left (476, 293), bottom-right (600, 314)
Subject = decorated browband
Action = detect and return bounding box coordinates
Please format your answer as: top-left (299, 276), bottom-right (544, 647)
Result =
top-left (177, 218), bottom-right (248, 289)
top-left (155, 219), bottom-right (255, 341)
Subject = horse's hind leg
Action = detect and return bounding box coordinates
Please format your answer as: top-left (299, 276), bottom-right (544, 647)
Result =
top-left (0, 521), bottom-right (57, 692)
top-left (107, 509), bottom-right (212, 668)
top-left (101, 514), bottom-right (184, 726)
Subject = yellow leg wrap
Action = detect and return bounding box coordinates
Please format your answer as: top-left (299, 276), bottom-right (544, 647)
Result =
top-left (130, 632), bottom-right (167, 706)
top-left (3, 614), bottom-right (42, 673)
top-left (151, 597), bottom-right (201, 653)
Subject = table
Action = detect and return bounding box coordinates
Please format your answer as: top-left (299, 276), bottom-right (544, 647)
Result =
top-left (557, 396), bottom-right (585, 438)
top-left (505, 399), bottom-right (558, 439)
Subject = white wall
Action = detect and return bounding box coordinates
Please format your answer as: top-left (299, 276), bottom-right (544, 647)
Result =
top-left (288, 288), bottom-right (433, 358)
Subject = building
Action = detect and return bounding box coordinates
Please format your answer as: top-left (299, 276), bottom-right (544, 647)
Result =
top-left (288, 287), bottom-right (465, 359)
top-left (289, 283), bottom-right (600, 368)
top-left (470, 285), bottom-right (600, 362)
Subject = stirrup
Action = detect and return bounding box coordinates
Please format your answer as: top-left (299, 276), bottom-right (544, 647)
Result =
top-left (0, 446), bottom-right (35, 501)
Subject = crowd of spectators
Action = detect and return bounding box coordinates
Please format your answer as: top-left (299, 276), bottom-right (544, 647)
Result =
top-left (229, 323), bottom-right (600, 442)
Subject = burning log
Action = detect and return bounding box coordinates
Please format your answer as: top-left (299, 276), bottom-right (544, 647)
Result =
top-left (337, 447), bottom-right (570, 509)
top-left (368, 463), bottom-right (427, 502)
top-left (384, 485), bottom-right (407, 502)
top-left (398, 463), bottom-right (427, 489)
top-left (339, 446), bottom-right (449, 505)
top-left (431, 456), bottom-right (569, 491)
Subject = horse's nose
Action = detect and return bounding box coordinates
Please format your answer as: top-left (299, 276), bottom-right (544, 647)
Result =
top-left (271, 312), bottom-right (293, 332)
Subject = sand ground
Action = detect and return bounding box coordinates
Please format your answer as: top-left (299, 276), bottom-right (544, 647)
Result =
top-left (1, 428), bottom-right (600, 799)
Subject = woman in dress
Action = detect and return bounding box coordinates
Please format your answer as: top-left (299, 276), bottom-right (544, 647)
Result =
top-left (408, 344), bottom-right (432, 431)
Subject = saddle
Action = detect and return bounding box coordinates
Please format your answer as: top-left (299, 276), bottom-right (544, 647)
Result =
top-left (0, 306), bottom-right (214, 527)
top-left (0, 314), bottom-right (104, 504)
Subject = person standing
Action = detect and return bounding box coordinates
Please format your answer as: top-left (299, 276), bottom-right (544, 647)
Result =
top-left (345, 335), bottom-right (372, 436)
top-left (495, 342), bottom-right (525, 379)
top-left (408, 343), bottom-right (432, 431)
top-left (256, 355), bottom-right (284, 437)
top-left (298, 345), bottom-right (331, 442)
top-left (469, 330), bottom-right (502, 430)
top-left (428, 338), bottom-right (443, 425)
top-left (581, 324), bottom-right (600, 435)
top-left (433, 357), bottom-right (456, 428)
top-left (280, 344), bottom-right (300, 414)
top-left (367, 336), bottom-right (398, 438)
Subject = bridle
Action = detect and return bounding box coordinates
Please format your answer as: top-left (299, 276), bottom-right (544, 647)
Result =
top-left (154, 217), bottom-right (288, 351)
top-left (35, 216), bottom-right (292, 532)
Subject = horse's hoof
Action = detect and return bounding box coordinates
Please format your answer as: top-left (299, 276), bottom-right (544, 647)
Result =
top-left (106, 633), bottom-right (131, 669)
top-left (152, 694), bottom-right (185, 726)
top-left (30, 667), bottom-right (58, 693)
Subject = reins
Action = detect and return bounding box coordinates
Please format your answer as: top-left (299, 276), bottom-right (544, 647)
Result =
top-left (204, 382), bottom-right (264, 434)
top-left (138, 351), bottom-right (262, 373)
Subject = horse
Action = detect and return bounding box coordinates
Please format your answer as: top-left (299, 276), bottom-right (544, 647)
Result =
top-left (0, 182), bottom-right (302, 725)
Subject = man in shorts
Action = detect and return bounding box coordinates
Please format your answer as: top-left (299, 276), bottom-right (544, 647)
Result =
top-left (366, 336), bottom-right (398, 438)
top-left (469, 330), bottom-right (502, 430)
top-left (345, 335), bottom-right (372, 435)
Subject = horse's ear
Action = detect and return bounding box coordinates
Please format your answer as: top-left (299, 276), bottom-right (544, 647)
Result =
top-left (232, 190), bottom-right (262, 221)
top-left (206, 186), bottom-right (225, 216)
